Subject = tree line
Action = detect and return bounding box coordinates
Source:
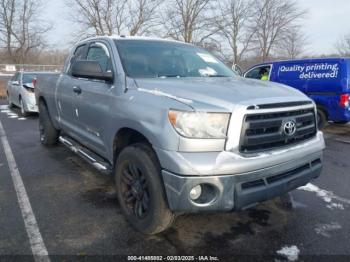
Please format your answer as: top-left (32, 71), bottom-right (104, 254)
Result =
top-left (0, 0), bottom-right (349, 67)
top-left (68, 0), bottom-right (308, 66)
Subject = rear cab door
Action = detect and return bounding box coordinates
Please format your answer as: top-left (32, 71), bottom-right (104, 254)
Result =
top-left (56, 43), bottom-right (89, 137)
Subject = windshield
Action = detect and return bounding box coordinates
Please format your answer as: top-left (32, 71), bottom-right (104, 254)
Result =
top-left (115, 40), bottom-right (235, 78)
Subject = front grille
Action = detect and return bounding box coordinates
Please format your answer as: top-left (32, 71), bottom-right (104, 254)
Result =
top-left (246, 101), bottom-right (313, 110)
top-left (240, 108), bottom-right (317, 153)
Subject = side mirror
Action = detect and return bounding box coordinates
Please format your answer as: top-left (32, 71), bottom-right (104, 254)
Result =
top-left (71, 60), bottom-right (113, 82)
top-left (12, 80), bottom-right (19, 85)
top-left (232, 64), bottom-right (243, 76)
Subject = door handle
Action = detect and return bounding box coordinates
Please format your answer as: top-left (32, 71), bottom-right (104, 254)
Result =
top-left (73, 86), bottom-right (82, 95)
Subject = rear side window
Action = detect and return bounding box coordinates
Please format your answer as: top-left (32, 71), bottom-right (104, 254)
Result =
top-left (86, 43), bottom-right (112, 73)
top-left (74, 44), bottom-right (86, 59)
top-left (66, 44), bottom-right (87, 74)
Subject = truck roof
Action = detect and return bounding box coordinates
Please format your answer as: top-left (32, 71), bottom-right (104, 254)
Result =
top-left (81, 35), bottom-right (189, 45)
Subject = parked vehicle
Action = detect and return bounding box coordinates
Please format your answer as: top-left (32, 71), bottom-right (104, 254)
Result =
top-left (7, 72), bottom-right (49, 116)
top-left (36, 36), bottom-right (325, 234)
top-left (243, 58), bottom-right (350, 128)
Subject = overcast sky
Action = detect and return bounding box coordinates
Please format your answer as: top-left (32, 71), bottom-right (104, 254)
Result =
top-left (43, 0), bottom-right (350, 55)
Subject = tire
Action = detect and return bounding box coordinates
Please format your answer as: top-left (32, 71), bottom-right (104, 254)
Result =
top-left (38, 101), bottom-right (59, 146)
top-left (7, 92), bottom-right (14, 108)
top-left (20, 98), bottom-right (29, 117)
top-left (115, 143), bottom-right (175, 235)
top-left (316, 108), bottom-right (327, 129)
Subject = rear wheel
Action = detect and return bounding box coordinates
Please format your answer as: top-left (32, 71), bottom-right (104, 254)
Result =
top-left (115, 143), bottom-right (174, 234)
top-left (316, 108), bottom-right (327, 129)
top-left (38, 101), bottom-right (59, 146)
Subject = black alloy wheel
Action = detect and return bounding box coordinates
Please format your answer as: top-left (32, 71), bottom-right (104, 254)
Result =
top-left (120, 161), bottom-right (150, 219)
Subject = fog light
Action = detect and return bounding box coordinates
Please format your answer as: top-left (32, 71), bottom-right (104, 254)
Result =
top-left (190, 185), bottom-right (202, 200)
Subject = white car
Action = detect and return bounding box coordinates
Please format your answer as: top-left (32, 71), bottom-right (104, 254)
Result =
top-left (6, 72), bottom-right (47, 116)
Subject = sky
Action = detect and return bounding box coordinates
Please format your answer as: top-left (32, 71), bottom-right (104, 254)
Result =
top-left (43, 0), bottom-right (350, 55)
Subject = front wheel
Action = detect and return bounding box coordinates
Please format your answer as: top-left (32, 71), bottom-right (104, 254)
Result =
top-left (38, 101), bottom-right (59, 146)
top-left (7, 92), bottom-right (14, 108)
top-left (115, 143), bottom-right (175, 235)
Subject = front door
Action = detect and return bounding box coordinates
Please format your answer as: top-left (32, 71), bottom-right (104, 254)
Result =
top-left (74, 41), bottom-right (115, 156)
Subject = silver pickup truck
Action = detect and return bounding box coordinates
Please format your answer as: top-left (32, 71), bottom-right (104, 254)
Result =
top-left (36, 36), bottom-right (325, 234)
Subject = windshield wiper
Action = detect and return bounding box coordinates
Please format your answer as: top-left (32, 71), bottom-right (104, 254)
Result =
top-left (207, 75), bottom-right (230, 77)
top-left (158, 75), bottom-right (185, 78)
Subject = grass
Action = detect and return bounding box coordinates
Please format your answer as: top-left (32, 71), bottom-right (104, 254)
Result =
top-left (0, 80), bottom-right (6, 98)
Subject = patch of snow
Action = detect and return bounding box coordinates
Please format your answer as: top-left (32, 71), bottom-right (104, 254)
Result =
top-left (326, 203), bottom-right (345, 210)
top-left (138, 88), bottom-right (193, 104)
top-left (9, 115), bottom-right (18, 119)
top-left (315, 222), bottom-right (342, 237)
top-left (277, 245), bottom-right (300, 261)
top-left (298, 183), bottom-right (350, 208)
top-left (18, 117), bottom-right (26, 120)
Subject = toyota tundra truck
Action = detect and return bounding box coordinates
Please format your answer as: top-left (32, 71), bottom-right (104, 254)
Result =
top-left (36, 36), bottom-right (325, 234)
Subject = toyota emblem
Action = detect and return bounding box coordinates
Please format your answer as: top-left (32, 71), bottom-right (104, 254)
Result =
top-left (283, 120), bottom-right (297, 136)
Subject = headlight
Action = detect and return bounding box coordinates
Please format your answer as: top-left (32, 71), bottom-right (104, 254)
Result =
top-left (168, 110), bottom-right (230, 139)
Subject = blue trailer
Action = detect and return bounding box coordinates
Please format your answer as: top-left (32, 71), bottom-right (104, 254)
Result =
top-left (243, 58), bottom-right (350, 127)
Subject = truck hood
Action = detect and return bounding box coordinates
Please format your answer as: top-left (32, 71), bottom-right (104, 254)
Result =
top-left (134, 77), bottom-right (309, 111)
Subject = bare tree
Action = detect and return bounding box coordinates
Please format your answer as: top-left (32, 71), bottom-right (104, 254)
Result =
top-left (277, 26), bottom-right (308, 59)
top-left (215, 0), bottom-right (255, 64)
top-left (162, 0), bottom-right (217, 44)
top-left (250, 0), bottom-right (307, 62)
top-left (0, 0), bottom-right (51, 63)
top-left (335, 33), bottom-right (350, 56)
top-left (69, 0), bottom-right (162, 38)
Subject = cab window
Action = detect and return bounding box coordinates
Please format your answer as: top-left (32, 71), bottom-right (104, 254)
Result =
top-left (67, 44), bottom-right (87, 74)
top-left (86, 42), bottom-right (112, 73)
top-left (245, 65), bottom-right (271, 80)
top-left (74, 44), bottom-right (86, 59)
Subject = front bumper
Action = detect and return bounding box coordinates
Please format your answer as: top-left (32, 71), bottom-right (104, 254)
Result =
top-left (22, 92), bottom-right (38, 113)
top-left (162, 151), bottom-right (323, 212)
top-left (25, 103), bottom-right (38, 112)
